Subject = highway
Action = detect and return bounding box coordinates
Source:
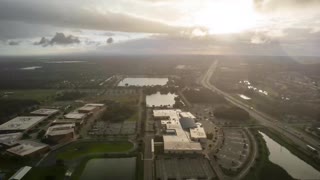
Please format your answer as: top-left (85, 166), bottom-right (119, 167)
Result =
top-left (201, 60), bottom-right (320, 157)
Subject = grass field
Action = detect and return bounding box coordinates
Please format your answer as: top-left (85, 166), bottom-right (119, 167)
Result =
top-left (127, 110), bottom-right (139, 121)
top-left (1, 89), bottom-right (57, 102)
top-left (57, 141), bottom-right (133, 160)
top-left (23, 166), bottom-right (66, 180)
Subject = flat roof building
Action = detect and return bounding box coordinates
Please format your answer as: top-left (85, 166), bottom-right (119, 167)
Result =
top-left (153, 109), bottom-right (205, 154)
top-left (0, 132), bottom-right (22, 147)
top-left (45, 124), bottom-right (75, 144)
top-left (6, 140), bottom-right (49, 157)
top-left (180, 112), bottom-right (196, 119)
top-left (64, 112), bottom-right (86, 120)
top-left (77, 105), bottom-right (98, 113)
top-left (30, 108), bottom-right (59, 116)
top-left (0, 116), bottom-right (46, 133)
top-left (85, 103), bottom-right (105, 107)
top-left (190, 124), bottom-right (207, 141)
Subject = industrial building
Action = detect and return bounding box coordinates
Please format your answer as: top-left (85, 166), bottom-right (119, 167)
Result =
top-left (0, 132), bottom-right (22, 147)
top-left (45, 124), bottom-right (75, 143)
top-left (0, 116), bottom-right (46, 133)
top-left (64, 112), bottom-right (87, 120)
top-left (6, 140), bottom-right (49, 157)
top-left (77, 103), bottom-right (105, 114)
top-left (153, 109), bottom-right (206, 154)
top-left (30, 108), bottom-right (59, 116)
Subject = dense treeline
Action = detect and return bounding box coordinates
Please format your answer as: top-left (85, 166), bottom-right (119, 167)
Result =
top-left (183, 88), bottom-right (226, 104)
top-left (0, 98), bottom-right (39, 122)
top-left (101, 101), bottom-right (135, 122)
top-left (55, 91), bottom-right (86, 101)
top-left (143, 86), bottom-right (178, 95)
top-left (214, 106), bottom-right (250, 121)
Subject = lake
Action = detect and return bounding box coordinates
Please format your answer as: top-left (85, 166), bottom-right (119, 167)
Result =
top-left (146, 92), bottom-right (177, 107)
top-left (259, 131), bottom-right (320, 179)
top-left (80, 157), bottom-right (136, 180)
top-left (118, 78), bottom-right (168, 87)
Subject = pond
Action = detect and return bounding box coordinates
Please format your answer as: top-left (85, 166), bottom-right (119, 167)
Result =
top-left (80, 157), bottom-right (136, 180)
top-left (259, 131), bottom-right (320, 179)
top-left (238, 94), bottom-right (251, 100)
top-left (118, 78), bottom-right (168, 87)
top-left (146, 92), bottom-right (177, 107)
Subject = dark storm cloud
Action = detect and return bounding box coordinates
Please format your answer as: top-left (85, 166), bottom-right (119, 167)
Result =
top-left (98, 30), bottom-right (320, 56)
top-left (34, 32), bottom-right (80, 47)
top-left (7, 40), bottom-right (20, 46)
top-left (107, 37), bottom-right (113, 44)
top-left (0, 0), bottom-right (185, 35)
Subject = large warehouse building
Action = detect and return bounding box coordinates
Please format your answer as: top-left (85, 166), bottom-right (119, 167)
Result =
top-left (6, 140), bottom-right (49, 157)
top-left (30, 108), bottom-right (59, 117)
top-left (0, 116), bottom-right (47, 133)
top-left (0, 132), bottom-right (22, 148)
top-left (153, 109), bottom-right (206, 154)
top-left (45, 124), bottom-right (75, 144)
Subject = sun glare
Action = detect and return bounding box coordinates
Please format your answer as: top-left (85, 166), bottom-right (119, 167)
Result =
top-left (191, 0), bottom-right (260, 34)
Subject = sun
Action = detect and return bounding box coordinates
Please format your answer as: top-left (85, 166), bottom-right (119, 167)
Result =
top-left (191, 0), bottom-right (260, 34)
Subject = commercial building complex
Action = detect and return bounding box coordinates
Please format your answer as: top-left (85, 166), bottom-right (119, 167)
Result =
top-left (153, 109), bottom-right (207, 154)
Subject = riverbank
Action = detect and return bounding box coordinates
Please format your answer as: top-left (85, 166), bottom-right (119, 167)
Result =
top-left (244, 129), bottom-right (295, 180)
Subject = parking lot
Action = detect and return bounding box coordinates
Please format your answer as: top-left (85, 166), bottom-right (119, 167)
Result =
top-left (155, 155), bottom-right (216, 180)
top-left (216, 128), bottom-right (250, 170)
top-left (88, 120), bottom-right (136, 136)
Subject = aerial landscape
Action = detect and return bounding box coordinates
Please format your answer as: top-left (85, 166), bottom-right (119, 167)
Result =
top-left (0, 0), bottom-right (320, 180)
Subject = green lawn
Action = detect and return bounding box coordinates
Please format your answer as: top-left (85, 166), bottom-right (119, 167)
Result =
top-left (57, 142), bottom-right (133, 160)
top-left (127, 110), bottom-right (139, 121)
top-left (1, 89), bottom-right (57, 102)
top-left (23, 166), bottom-right (66, 180)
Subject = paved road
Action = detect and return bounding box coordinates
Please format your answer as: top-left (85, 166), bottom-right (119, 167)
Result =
top-left (201, 60), bottom-right (320, 158)
top-left (143, 133), bottom-right (154, 180)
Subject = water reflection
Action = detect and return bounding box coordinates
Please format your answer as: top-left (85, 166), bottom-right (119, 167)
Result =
top-left (259, 131), bottom-right (320, 179)
top-left (146, 92), bottom-right (177, 107)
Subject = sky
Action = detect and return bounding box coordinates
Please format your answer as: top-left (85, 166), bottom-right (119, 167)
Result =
top-left (0, 0), bottom-right (320, 56)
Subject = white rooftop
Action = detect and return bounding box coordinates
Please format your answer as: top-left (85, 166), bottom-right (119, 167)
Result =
top-left (64, 112), bottom-right (86, 119)
top-left (78, 105), bottom-right (97, 112)
top-left (0, 116), bottom-right (46, 131)
top-left (6, 140), bottom-right (49, 156)
top-left (30, 108), bottom-right (59, 116)
top-left (46, 124), bottom-right (75, 136)
top-left (190, 125), bottom-right (207, 139)
top-left (153, 109), bottom-right (181, 121)
top-left (180, 112), bottom-right (196, 119)
top-left (156, 109), bottom-right (204, 152)
top-left (85, 103), bottom-right (105, 107)
top-left (0, 132), bottom-right (22, 146)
